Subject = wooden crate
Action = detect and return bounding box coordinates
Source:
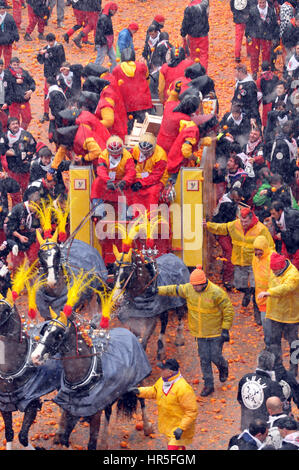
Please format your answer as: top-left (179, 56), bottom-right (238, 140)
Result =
top-left (141, 113), bottom-right (162, 136)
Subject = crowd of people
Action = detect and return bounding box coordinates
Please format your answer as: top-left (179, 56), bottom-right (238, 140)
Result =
top-left (0, 0), bottom-right (298, 452)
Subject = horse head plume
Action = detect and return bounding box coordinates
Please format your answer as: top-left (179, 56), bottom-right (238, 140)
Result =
top-left (25, 275), bottom-right (47, 320)
top-left (63, 267), bottom-right (97, 317)
top-left (0, 288), bottom-right (14, 309)
top-left (30, 197), bottom-right (54, 239)
top-left (52, 196), bottom-right (70, 243)
top-left (11, 259), bottom-right (39, 301)
top-left (92, 279), bottom-right (122, 330)
top-left (36, 227), bottom-right (59, 249)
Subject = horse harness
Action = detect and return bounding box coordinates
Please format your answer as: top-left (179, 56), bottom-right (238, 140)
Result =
top-left (0, 334), bottom-right (35, 383)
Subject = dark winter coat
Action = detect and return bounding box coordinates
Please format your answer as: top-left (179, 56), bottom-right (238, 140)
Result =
top-left (5, 67), bottom-right (36, 105)
top-left (245, 4), bottom-right (279, 41)
top-left (237, 369), bottom-right (284, 431)
top-left (5, 129), bottom-right (36, 174)
top-left (272, 208), bottom-right (299, 254)
top-left (56, 64), bottom-right (83, 99)
top-left (37, 42), bottom-right (66, 79)
top-left (180, 0), bottom-right (210, 38)
top-left (95, 13), bottom-right (114, 46)
top-left (0, 12), bottom-right (19, 45)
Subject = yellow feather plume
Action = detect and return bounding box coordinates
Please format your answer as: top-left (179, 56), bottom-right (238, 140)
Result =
top-left (25, 275), bottom-right (47, 319)
top-left (11, 259), bottom-right (39, 300)
top-left (63, 267), bottom-right (97, 316)
top-left (92, 281), bottom-right (122, 320)
top-left (52, 196), bottom-right (70, 237)
top-left (30, 197), bottom-right (53, 236)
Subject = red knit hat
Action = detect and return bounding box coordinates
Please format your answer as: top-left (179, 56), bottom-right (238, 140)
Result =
top-left (36, 141), bottom-right (47, 154)
top-left (240, 207), bottom-right (251, 218)
top-left (128, 22), bottom-right (139, 31)
top-left (154, 15), bottom-right (165, 23)
top-left (270, 252), bottom-right (286, 271)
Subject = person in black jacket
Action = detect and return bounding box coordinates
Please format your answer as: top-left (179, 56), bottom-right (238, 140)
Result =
top-left (0, 58), bottom-right (10, 131)
top-left (269, 120), bottom-right (297, 186)
top-left (245, 0), bottom-right (280, 80)
top-left (276, 417), bottom-right (299, 450)
top-left (220, 102), bottom-right (251, 147)
top-left (46, 76), bottom-right (67, 145)
top-left (212, 188), bottom-right (242, 290)
top-left (94, 2), bottom-right (117, 71)
top-left (0, 1), bottom-right (19, 68)
top-left (282, 14), bottom-right (299, 55)
top-left (230, 0), bottom-right (251, 62)
top-left (30, 142), bottom-right (53, 182)
top-left (0, 170), bottom-right (20, 243)
top-left (270, 200), bottom-right (299, 271)
top-left (233, 64), bottom-right (261, 123)
top-left (180, 0), bottom-right (210, 71)
top-left (6, 56), bottom-right (36, 130)
top-left (5, 116), bottom-right (36, 204)
top-left (56, 61), bottom-right (83, 100)
top-left (228, 418), bottom-right (268, 450)
top-left (37, 32), bottom-right (66, 123)
top-left (24, 0), bottom-right (50, 41)
top-left (237, 349), bottom-right (285, 431)
top-left (5, 187), bottom-right (41, 271)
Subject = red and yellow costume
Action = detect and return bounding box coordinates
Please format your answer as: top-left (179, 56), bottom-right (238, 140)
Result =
top-left (90, 148), bottom-right (136, 203)
top-left (51, 110), bottom-right (110, 170)
top-left (95, 74), bottom-right (128, 142)
top-left (128, 144), bottom-right (168, 211)
top-left (112, 60), bottom-right (153, 113)
top-left (158, 58), bottom-right (194, 104)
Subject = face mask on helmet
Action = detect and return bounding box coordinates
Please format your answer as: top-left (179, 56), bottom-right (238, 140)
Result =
top-left (107, 137), bottom-right (124, 164)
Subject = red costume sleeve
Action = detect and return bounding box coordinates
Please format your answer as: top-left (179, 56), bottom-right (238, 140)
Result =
top-left (137, 160), bottom-right (167, 188)
top-left (167, 124), bottom-right (199, 174)
top-left (122, 158), bottom-right (136, 186)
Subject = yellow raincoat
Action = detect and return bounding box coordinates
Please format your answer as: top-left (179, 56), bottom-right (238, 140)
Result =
top-left (252, 236), bottom-right (275, 312)
top-left (158, 281), bottom-right (234, 338)
top-left (207, 218), bottom-right (275, 266)
top-left (138, 373), bottom-right (198, 446)
top-left (266, 261), bottom-right (299, 323)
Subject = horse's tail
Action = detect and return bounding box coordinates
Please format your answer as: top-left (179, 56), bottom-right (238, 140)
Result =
top-left (116, 391), bottom-right (138, 418)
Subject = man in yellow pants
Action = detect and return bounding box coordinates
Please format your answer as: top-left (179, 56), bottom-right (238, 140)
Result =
top-left (134, 358), bottom-right (198, 450)
top-left (157, 265), bottom-right (234, 397)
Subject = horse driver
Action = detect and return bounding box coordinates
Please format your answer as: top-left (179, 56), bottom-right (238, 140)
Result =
top-left (127, 132), bottom-right (168, 214)
top-left (90, 135), bottom-right (136, 219)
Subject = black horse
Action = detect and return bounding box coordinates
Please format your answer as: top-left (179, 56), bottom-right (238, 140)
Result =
top-left (0, 292), bottom-right (62, 450)
top-left (31, 309), bottom-right (153, 450)
top-left (112, 245), bottom-right (190, 359)
top-left (35, 231), bottom-right (108, 320)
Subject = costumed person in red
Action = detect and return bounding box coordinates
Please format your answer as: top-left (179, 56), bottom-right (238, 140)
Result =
top-left (162, 94), bottom-right (200, 182)
top-left (50, 98), bottom-right (110, 173)
top-left (94, 74), bottom-right (128, 142)
top-left (230, 0), bottom-right (250, 63)
top-left (6, 57), bottom-right (36, 130)
top-left (158, 46), bottom-right (193, 104)
top-left (128, 132), bottom-right (168, 215)
top-left (90, 134), bottom-right (136, 219)
top-left (112, 47), bottom-right (153, 134)
top-left (0, 1), bottom-right (19, 68)
top-left (180, 0), bottom-right (209, 71)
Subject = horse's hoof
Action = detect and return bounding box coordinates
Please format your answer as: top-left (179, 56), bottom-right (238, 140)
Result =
top-left (52, 433), bottom-right (62, 445)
